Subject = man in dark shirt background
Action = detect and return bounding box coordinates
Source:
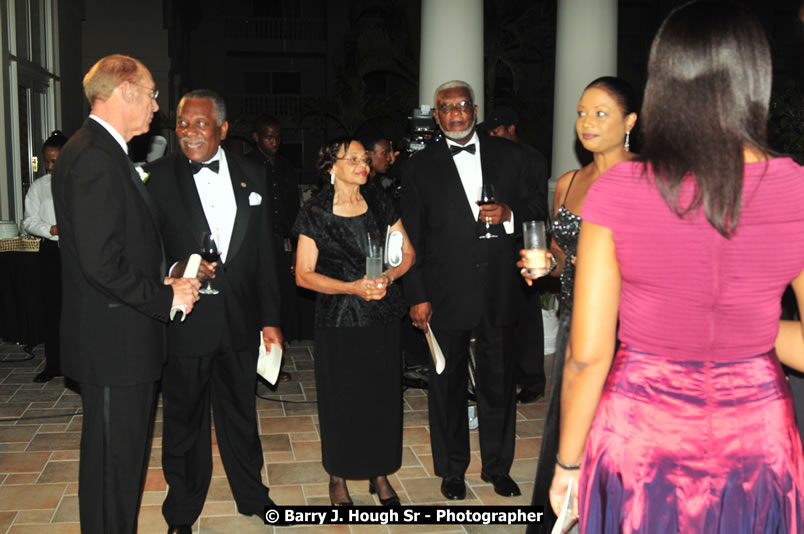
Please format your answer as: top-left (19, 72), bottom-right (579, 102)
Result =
top-left (248, 115), bottom-right (304, 354)
top-left (480, 106), bottom-right (550, 404)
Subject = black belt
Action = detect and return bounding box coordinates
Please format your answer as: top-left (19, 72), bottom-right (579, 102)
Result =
top-left (39, 239), bottom-right (59, 249)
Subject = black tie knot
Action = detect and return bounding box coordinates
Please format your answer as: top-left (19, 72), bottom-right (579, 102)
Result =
top-left (450, 143), bottom-right (476, 156)
top-left (189, 160), bottom-right (220, 174)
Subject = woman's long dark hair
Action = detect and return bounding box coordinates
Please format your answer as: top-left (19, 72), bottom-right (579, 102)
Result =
top-left (639, 0), bottom-right (772, 237)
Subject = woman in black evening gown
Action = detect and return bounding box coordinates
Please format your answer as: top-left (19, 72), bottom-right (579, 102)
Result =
top-left (293, 138), bottom-right (415, 506)
top-left (518, 77), bottom-right (638, 533)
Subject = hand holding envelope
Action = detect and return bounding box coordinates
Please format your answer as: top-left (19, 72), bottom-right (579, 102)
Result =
top-left (170, 253), bottom-right (202, 321)
top-left (257, 331), bottom-right (283, 384)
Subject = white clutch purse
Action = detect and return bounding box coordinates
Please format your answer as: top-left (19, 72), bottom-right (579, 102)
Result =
top-left (385, 227), bottom-right (403, 267)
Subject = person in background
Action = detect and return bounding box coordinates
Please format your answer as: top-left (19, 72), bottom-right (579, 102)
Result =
top-left (24, 130), bottom-right (68, 383)
top-left (294, 138), bottom-right (414, 506)
top-left (249, 115), bottom-right (303, 362)
top-left (535, 2), bottom-right (804, 531)
top-left (520, 76), bottom-right (637, 534)
top-left (480, 106), bottom-right (550, 404)
top-left (52, 54), bottom-right (199, 534)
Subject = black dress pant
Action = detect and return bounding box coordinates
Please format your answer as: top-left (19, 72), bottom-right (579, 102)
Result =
top-left (39, 240), bottom-right (61, 375)
top-left (161, 342), bottom-right (270, 524)
top-left (429, 312), bottom-right (517, 478)
top-left (514, 283), bottom-right (545, 395)
top-left (78, 381), bottom-right (157, 534)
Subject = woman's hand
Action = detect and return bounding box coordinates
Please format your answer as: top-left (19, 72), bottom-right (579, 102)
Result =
top-left (517, 249), bottom-right (555, 286)
top-left (549, 464), bottom-right (580, 518)
top-left (351, 276), bottom-right (388, 301)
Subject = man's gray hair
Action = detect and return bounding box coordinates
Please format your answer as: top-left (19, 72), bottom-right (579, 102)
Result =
top-left (181, 89), bottom-right (227, 125)
top-left (433, 80), bottom-right (475, 106)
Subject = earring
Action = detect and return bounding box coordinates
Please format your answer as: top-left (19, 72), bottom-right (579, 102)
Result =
top-left (624, 131), bottom-right (631, 153)
top-left (330, 172), bottom-right (335, 185)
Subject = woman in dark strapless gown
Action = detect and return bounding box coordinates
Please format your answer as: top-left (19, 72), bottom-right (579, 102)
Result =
top-left (521, 77), bottom-right (638, 533)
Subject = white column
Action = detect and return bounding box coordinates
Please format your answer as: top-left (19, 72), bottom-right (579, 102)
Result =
top-left (550, 0), bottom-right (618, 202)
top-left (419, 0), bottom-right (484, 118)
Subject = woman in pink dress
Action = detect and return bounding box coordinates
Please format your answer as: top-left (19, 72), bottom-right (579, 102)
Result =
top-left (545, 1), bottom-right (804, 532)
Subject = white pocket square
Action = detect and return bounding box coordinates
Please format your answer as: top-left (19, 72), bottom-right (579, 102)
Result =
top-left (248, 192), bottom-right (262, 206)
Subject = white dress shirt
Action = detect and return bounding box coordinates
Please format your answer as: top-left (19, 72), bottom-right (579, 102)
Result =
top-left (23, 174), bottom-right (58, 241)
top-left (89, 114), bottom-right (129, 154)
top-left (446, 133), bottom-right (514, 233)
top-left (192, 147), bottom-right (236, 263)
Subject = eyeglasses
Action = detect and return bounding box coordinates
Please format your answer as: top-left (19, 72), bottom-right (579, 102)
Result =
top-left (129, 81), bottom-right (159, 101)
top-left (337, 156), bottom-right (370, 166)
top-left (437, 101), bottom-right (473, 114)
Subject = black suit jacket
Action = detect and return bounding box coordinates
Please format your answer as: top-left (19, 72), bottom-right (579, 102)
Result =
top-left (400, 135), bottom-right (549, 330)
top-left (144, 150), bottom-right (281, 358)
top-left (52, 118), bottom-right (173, 386)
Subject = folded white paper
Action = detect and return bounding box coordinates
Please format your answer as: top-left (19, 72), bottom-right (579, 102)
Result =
top-left (170, 254), bottom-right (202, 322)
top-left (552, 477), bottom-right (579, 534)
top-left (425, 325), bottom-right (445, 375)
top-left (257, 333), bottom-right (283, 385)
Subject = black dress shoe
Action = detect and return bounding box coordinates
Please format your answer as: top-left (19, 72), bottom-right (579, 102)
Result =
top-left (166, 526), bottom-right (191, 534)
top-left (517, 389), bottom-right (544, 404)
top-left (440, 476), bottom-right (466, 500)
top-left (33, 371), bottom-right (55, 383)
top-left (481, 472), bottom-right (521, 497)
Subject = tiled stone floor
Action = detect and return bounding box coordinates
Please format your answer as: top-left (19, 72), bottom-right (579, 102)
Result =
top-left (0, 341), bottom-right (550, 533)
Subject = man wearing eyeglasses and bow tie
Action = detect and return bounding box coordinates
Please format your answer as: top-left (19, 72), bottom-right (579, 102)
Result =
top-left (144, 89), bottom-right (282, 534)
top-left (400, 80), bottom-right (549, 501)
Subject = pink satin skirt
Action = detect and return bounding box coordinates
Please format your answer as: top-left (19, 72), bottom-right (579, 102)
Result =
top-left (579, 345), bottom-right (804, 534)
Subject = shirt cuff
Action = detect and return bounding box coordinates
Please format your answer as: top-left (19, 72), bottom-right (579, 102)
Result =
top-left (503, 210), bottom-right (514, 235)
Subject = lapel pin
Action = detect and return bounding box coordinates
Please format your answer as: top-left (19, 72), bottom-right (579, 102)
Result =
top-left (240, 182), bottom-right (247, 188)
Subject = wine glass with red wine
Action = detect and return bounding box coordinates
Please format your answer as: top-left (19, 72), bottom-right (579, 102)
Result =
top-left (199, 231), bottom-right (220, 295)
top-left (477, 184), bottom-right (498, 239)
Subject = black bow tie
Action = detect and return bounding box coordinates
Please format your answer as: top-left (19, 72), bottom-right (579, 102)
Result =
top-left (189, 160), bottom-right (220, 174)
top-left (450, 143), bottom-right (476, 156)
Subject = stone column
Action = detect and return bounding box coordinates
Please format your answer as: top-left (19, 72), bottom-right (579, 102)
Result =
top-left (550, 0), bottom-right (618, 204)
top-left (419, 0), bottom-right (485, 118)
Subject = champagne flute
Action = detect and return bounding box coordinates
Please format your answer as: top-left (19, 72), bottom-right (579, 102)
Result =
top-left (477, 184), bottom-right (498, 239)
top-left (199, 232), bottom-right (220, 295)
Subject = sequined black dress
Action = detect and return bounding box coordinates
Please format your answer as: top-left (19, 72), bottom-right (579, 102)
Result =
top-left (292, 183), bottom-right (405, 478)
top-left (529, 177), bottom-right (582, 534)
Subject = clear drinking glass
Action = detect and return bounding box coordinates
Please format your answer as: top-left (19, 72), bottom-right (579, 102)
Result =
top-left (522, 220), bottom-right (547, 277)
top-left (366, 240), bottom-right (383, 279)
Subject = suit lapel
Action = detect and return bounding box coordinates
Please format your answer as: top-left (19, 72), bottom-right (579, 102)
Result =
top-left (85, 120), bottom-right (166, 273)
top-left (434, 139), bottom-right (477, 226)
top-left (224, 151), bottom-right (250, 262)
top-left (174, 155), bottom-right (212, 243)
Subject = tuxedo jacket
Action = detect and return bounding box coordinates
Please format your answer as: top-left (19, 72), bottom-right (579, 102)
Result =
top-left (400, 135), bottom-right (549, 330)
top-left (144, 150), bottom-right (281, 358)
top-left (52, 119), bottom-right (173, 386)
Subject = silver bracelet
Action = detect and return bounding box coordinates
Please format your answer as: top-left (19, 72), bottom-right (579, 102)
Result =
top-left (548, 254), bottom-right (557, 274)
top-left (556, 453), bottom-right (581, 470)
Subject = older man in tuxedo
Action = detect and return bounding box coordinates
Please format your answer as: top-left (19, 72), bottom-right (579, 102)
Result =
top-left (145, 90), bottom-right (282, 534)
top-left (52, 55), bottom-right (200, 534)
top-left (401, 80), bottom-right (549, 500)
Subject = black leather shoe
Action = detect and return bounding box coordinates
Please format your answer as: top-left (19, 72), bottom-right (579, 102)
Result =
top-left (33, 371), bottom-right (55, 383)
top-left (481, 472), bottom-right (521, 497)
top-left (517, 389), bottom-right (545, 404)
top-left (440, 476), bottom-right (466, 500)
top-left (166, 526), bottom-right (192, 534)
